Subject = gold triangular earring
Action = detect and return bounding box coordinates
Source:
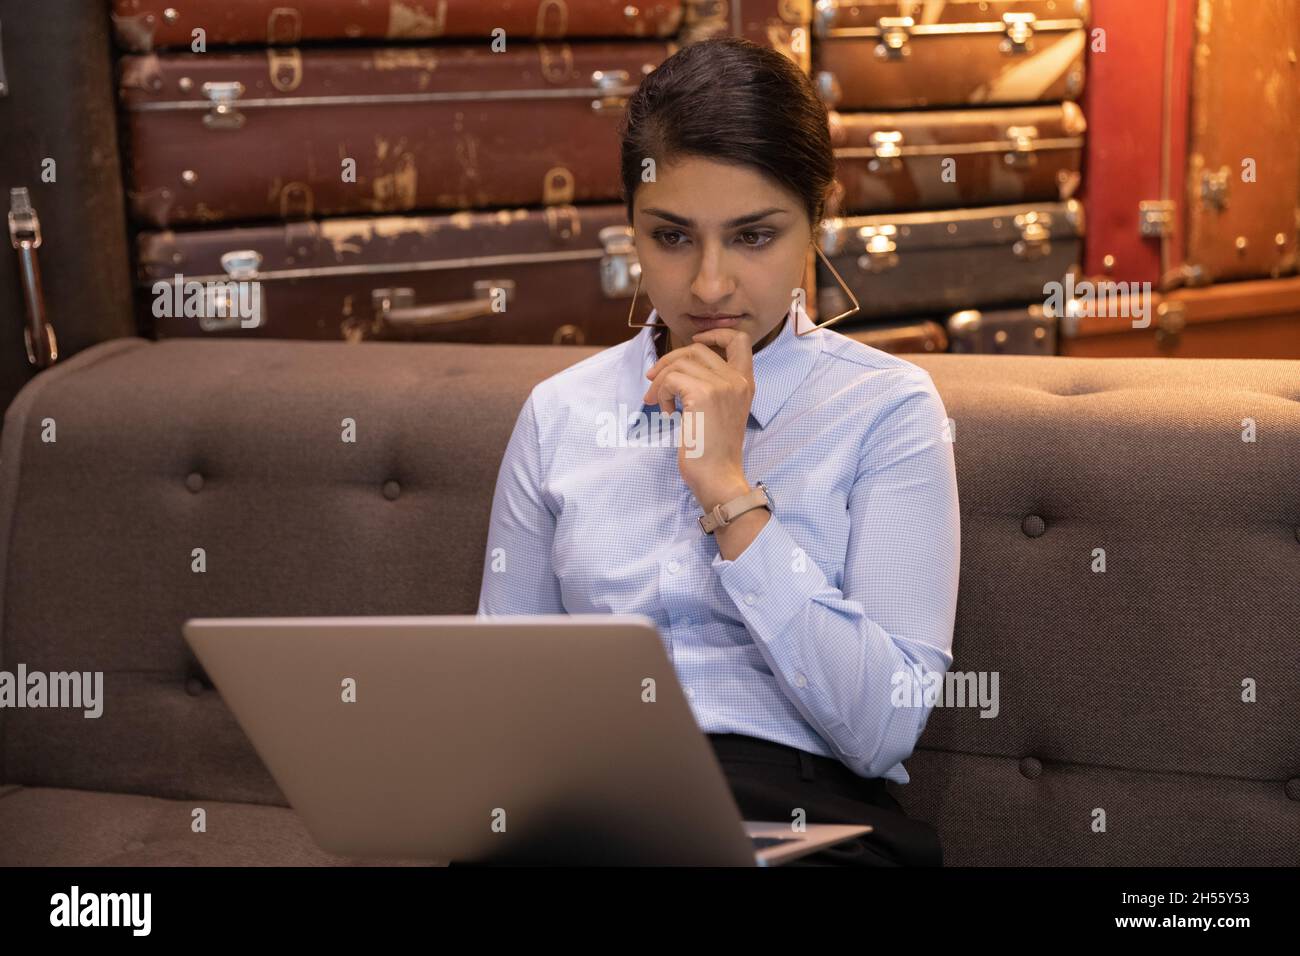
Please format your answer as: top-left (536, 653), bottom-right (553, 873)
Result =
top-left (626, 271), bottom-right (667, 329)
top-left (796, 240), bottom-right (861, 336)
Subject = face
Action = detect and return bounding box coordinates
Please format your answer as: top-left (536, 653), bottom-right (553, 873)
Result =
top-left (632, 156), bottom-right (814, 356)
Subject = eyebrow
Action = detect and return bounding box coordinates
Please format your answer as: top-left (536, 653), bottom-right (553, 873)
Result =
top-left (641, 207), bottom-right (790, 228)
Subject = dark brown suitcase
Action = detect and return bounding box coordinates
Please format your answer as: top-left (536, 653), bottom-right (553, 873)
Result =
top-left (1057, 276), bottom-right (1300, 359)
top-left (812, 0), bottom-right (1088, 110)
top-left (817, 200), bottom-right (1083, 320)
top-left (838, 319), bottom-right (948, 353)
top-left (119, 41), bottom-right (674, 227)
top-left (112, 0), bottom-right (685, 51)
top-left (1, 0), bottom-right (136, 428)
top-left (136, 204), bottom-right (644, 345)
top-left (682, 0), bottom-right (812, 71)
top-left (1182, 0), bottom-right (1300, 285)
top-left (946, 304), bottom-right (1056, 354)
top-left (827, 102), bottom-right (1085, 215)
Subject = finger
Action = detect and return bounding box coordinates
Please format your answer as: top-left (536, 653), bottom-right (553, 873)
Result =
top-left (642, 357), bottom-right (723, 406)
top-left (646, 368), bottom-right (711, 417)
top-left (691, 328), bottom-right (754, 381)
top-left (645, 341), bottom-right (732, 382)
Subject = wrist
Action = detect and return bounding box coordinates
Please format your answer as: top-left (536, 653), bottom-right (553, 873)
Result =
top-left (695, 474), bottom-right (753, 513)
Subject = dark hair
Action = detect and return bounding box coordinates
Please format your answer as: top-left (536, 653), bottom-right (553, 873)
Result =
top-left (618, 36), bottom-right (835, 229)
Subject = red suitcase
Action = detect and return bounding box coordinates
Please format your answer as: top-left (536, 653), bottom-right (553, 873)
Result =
top-left (135, 204), bottom-right (642, 344)
top-left (118, 41), bottom-right (674, 227)
top-left (1079, 0), bottom-right (1193, 288)
top-left (112, 0), bottom-right (685, 50)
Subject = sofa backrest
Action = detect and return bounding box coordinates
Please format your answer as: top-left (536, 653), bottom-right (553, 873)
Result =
top-left (1, 336), bottom-right (1297, 864)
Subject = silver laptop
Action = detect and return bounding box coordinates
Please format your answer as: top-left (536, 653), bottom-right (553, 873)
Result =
top-left (181, 614), bottom-right (871, 866)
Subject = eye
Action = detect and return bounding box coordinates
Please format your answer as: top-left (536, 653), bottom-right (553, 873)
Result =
top-left (653, 229), bottom-right (689, 248)
top-left (738, 230), bottom-right (775, 248)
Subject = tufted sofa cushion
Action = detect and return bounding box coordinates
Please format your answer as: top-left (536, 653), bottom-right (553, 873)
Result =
top-left (0, 336), bottom-right (1297, 865)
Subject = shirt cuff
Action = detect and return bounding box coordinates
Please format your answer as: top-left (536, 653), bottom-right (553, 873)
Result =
top-left (711, 513), bottom-right (831, 638)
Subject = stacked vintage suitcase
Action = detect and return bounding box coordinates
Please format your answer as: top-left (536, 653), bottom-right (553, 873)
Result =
top-left (113, 0), bottom-right (686, 345)
top-left (1066, 0), bottom-right (1300, 357)
top-left (110, 0), bottom-right (1299, 357)
top-left (810, 0), bottom-right (1090, 355)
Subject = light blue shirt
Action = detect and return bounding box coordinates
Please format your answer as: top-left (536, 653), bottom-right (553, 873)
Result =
top-left (476, 311), bottom-right (960, 783)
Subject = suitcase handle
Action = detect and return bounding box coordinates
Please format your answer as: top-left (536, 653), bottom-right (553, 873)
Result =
top-left (372, 280), bottom-right (517, 328)
top-left (8, 188), bottom-right (58, 368)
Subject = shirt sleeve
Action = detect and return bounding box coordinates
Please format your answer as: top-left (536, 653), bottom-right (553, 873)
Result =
top-left (477, 389), bottom-right (567, 616)
top-left (710, 371), bottom-right (960, 778)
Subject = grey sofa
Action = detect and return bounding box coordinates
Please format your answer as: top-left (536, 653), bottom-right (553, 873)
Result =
top-left (1, 336), bottom-right (1297, 866)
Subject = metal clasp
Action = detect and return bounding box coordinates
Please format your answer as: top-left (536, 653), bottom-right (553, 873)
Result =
top-left (1001, 13), bottom-right (1036, 53)
top-left (856, 223), bottom-right (899, 272)
top-left (1013, 211), bottom-right (1052, 259)
top-left (1004, 125), bottom-right (1039, 168)
top-left (591, 68), bottom-right (630, 113)
top-left (1139, 200), bottom-right (1175, 238)
top-left (868, 130), bottom-right (904, 171)
top-left (201, 81), bottom-right (246, 130)
top-left (598, 225), bottom-right (641, 297)
top-left (875, 17), bottom-right (914, 59)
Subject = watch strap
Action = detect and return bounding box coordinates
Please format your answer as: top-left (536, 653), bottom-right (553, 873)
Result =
top-left (699, 482), bottom-right (770, 534)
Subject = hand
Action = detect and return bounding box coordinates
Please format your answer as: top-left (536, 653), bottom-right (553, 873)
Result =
top-left (642, 328), bottom-right (756, 510)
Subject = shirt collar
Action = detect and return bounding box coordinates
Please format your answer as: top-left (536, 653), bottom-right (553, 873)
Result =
top-left (617, 306), bottom-right (824, 435)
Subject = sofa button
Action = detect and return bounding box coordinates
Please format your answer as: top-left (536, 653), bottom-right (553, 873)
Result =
top-left (1019, 756), bottom-right (1043, 779)
top-left (185, 472), bottom-right (204, 493)
top-left (1021, 514), bottom-right (1046, 538)
top-left (383, 480), bottom-right (401, 501)
top-left (1285, 778), bottom-right (1300, 801)
top-left (184, 677), bottom-right (205, 697)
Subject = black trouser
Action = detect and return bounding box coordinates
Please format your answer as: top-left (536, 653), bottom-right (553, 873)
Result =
top-left (707, 732), bottom-right (943, 867)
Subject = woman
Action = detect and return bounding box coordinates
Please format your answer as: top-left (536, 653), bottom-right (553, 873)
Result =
top-left (477, 36), bottom-right (960, 866)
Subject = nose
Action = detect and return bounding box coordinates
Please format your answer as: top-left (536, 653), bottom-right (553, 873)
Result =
top-left (688, 239), bottom-right (736, 307)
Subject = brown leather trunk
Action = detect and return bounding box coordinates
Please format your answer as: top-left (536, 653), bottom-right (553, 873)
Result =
top-left (1057, 276), bottom-right (1300, 358)
top-left (812, 0), bottom-right (1088, 110)
top-left (1182, 0), bottom-right (1300, 285)
top-left (135, 204), bottom-right (643, 345)
top-left (118, 41), bottom-right (674, 227)
top-left (818, 200), bottom-right (1084, 320)
top-left (828, 103), bottom-right (1085, 214)
top-left (111, 0), bottom-right (686, 50)
top-left (681, 0), bottom-right (813, 71)
top-left (946, 305), bottom-right (1056, 354)
top-left (838, 319), bottom-right (948, 353)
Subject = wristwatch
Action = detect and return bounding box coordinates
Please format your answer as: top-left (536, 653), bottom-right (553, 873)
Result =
top-left (699, 481), bottom-right (773, 535)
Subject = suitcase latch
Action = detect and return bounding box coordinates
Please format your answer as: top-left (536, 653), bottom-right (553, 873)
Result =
top-left (1200, 167), bottom-right (1230, 211)
top-left (1139, 200), bottom-right (1175, 238)
top-left (1001, 13), bottom-right (1036, 53)
top-left (220, 249), bottom-right (263, 279)
top-left (875, 18), bottom-right (914, 60)
top-left (591, 69), bottom-right (631, 113)
top-left (599, 225), bottom-right (641, 298)
top-left (1004, 126), bottom-right (1039, 168)
top-left (1013, 212), bottom-right (1052, 260)
top-left (868, 130), bottom-right (904, 171)
top-left (202, 81), bottom-right (247, 130)
top-left (856, 224), bottom-right (899, 272)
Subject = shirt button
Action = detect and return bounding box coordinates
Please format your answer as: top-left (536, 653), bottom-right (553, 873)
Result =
top-left (684, 688), bottom-right (695, 699)
top-left (667, 559), bottom-right (681, 574)
top-left (795, 674), bottom-right (808, 688)
top-left (743, 593), bottom-right (757, 605)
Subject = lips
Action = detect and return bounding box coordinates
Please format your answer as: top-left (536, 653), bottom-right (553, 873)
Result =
top-left (688, 314), bottom-right (744, 330)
